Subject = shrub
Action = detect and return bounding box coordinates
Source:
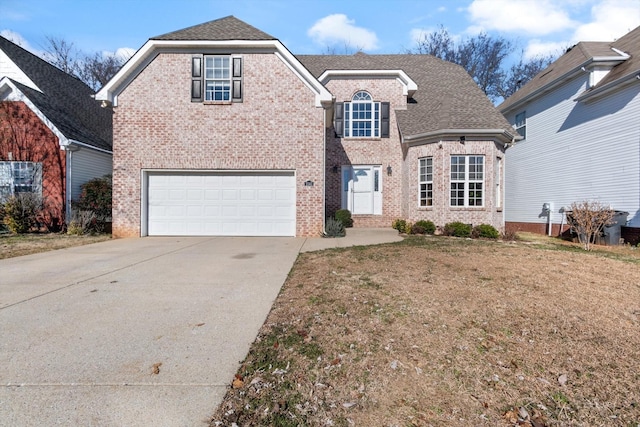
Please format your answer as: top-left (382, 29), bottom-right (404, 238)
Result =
top-left (566, 200), bottom-right (615, 251)
top-left (323, 217), bottom-right (345, 238)
top-left (414, 220), bottom-right (436, 235)
top-left (411, 224), bottom-right (425, 235)
top-left (334, 209), bottom-right (353, 228)
top-left (472, 224), bottom-right (500, 239)
top-left (391, 219), bottom-right (414, 234)
top-left (392, 219), bottom-right (406, 232)
top-left (67, 209), bottom-right (97, 235)
top-left (2, 192), bottom-right (42, 233)
top-left (443, 221), bottom-right (472, 238)
top-left (501, 229), bottom-right (519, 241)
top-left (72, 175), bottom-right (112, 232)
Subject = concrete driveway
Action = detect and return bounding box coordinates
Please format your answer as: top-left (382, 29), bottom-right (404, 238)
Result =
top-left (0, 230), bottom-right (402, 426)
top-left (0, 236), bottom-right (306, 426)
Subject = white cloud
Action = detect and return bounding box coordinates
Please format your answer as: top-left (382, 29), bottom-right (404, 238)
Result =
top-left (523, 0), bottom-right (640, 57)
top-left (410, 28), bottom-right (429, 45)
top-left (307, 14), bottom-right (378, 51)
top-left (524, 40), bottom-right (568, 58)
top-left (103, 47), bottom-right (136, 62)
top-left (468, 0), bottom-right (576, 35)
top-left (572, 0), bottom-right (640, 41)
top-left (1, 29), bottom-right (34, 51)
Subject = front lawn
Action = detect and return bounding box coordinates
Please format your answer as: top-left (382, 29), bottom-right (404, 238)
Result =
top-left (0, 232), bottom-right (111, 259)
top-left (211, 235), bottom-right (640, 426)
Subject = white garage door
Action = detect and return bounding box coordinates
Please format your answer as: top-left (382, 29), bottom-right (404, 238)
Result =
top-left (147, 171), bottom-right (296, 236)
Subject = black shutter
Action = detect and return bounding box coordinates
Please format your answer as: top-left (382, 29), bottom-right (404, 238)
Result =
top-left (232, 56), bottom-right (243, 102)
top-left (191, 55), bottom-right (203, 102)
top-left (334, 102), bottom-right (344, 138)
top-left (381, 102), bottom-right (390, 138)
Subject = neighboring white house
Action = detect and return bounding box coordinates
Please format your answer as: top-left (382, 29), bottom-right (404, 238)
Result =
top-left (499, 26), bottom-right (640, 242)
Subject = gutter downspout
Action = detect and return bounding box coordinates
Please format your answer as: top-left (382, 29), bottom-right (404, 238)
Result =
top-left (322, 106), bottom-right (327, 235)
top-left (63, 144), bottom-right (80, 224)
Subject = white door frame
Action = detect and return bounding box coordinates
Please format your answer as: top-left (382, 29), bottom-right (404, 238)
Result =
top-left (341, 165), bottom-right (382, 215)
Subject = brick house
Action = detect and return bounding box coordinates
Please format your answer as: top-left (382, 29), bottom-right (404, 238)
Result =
top-left (0, 36), bottom-right (112, 230)
top-left (96, 16), bottom-right (516, 237)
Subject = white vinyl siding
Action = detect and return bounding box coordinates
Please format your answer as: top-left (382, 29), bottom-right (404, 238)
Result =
top-left (504, 73), bottom-right (640, 226)
top-left (69, 149), bottom-right (112, 201)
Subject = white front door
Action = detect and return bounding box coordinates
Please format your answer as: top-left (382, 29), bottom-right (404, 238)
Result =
top-left (341, 165), bottom-right (382, 215)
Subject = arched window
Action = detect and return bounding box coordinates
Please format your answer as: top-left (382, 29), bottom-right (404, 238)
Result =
top-left (344, 91), bottom-right (380, 137)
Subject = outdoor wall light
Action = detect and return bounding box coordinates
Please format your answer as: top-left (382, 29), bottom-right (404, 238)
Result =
top-left (387, 165), bottom-right (392, 176)
top-left (459, 136), bottom-right (466, 144)
top-left (332, 165), bottom-right (339, 173)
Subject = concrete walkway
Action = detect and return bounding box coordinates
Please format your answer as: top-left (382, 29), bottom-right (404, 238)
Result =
top-left (0, 229), bottom-right (401, 426)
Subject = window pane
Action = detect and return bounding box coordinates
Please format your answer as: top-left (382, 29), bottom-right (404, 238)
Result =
top-left (204, 55), bottom-right (231, 101)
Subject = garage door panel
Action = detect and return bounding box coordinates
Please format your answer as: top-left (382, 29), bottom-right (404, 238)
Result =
top-left (147, 171), bottom-right (296, 237)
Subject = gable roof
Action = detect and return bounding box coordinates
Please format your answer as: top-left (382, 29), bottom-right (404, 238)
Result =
top-left (96, 16), bottom-right (331, 108)
top-left (298, 54), bottom-right (516, 143)
top-left (152, 15), bottom-right (275, 41)
top-left (500, 26), bottom-right (640, 113)
top-left (0, 36), bottom-right (112, 152)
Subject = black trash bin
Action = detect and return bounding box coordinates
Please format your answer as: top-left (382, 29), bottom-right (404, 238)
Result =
top-left (604, 211), bottom-right (629, 245)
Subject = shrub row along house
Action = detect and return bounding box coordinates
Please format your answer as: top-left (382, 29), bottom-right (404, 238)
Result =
top-left (96, 16), bottom-right (517, 237)
top-left (0, 36), bottom-right (112, 230)
top-left (499, 25), bottom-right (640, 242)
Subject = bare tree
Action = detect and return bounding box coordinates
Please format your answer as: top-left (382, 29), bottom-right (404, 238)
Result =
top-left (411, 27), bottom-right (558, 103)
top-left (77, 52), bottom-right (125, 91)
top-left (498, 51), bottom-right (556, 99)
top-left (43, 36), bottom-right (81, 75)
top-left (43, 36), bottom-right (123, 91)
top-left (566, 200), bottom-right (615, 251)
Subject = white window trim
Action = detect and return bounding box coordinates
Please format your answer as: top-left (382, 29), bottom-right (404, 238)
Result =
top-left (0, 161), bottom-right (43, 201)
top-left (514, 111), bottom-right (526, 139)
top-left (418, 157), bottom-right (433, 207)
top-left (344, 91), bottom-right (380, 138)
top-left (204, 55), bottom-right (231, 102)
top-left (450, 155), bottom-right (484, 208)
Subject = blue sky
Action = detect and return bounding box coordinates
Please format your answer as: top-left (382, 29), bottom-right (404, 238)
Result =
top-left (1, 0), bottom-right (639, 62)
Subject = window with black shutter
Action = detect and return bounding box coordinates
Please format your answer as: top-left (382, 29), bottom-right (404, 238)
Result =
top-left (192, 54), bottom-right (243, 103)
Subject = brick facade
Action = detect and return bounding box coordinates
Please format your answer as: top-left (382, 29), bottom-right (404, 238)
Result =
top-left (112, 52), bottom-right (325, 237)
top-left (405, 140), bottom-right (505, 231)
top-left (0, 101), bottom-right (66, 230)
top-left (323, 79), bottom-right (505, 232)
top-left (324, 78), bottom-right (406, 228)
top-left (110, 42), bottom-right (509, 237)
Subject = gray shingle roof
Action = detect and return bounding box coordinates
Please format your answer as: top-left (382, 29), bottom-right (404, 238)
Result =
top-left (598, 25), bottom-right (640, 86)
top-left (152, 15), bottom-right (275, 41)
top-left (298, 54), bottom-right (515, 139)
top-left (499, 25), bottom-right (640, 113)
top-left (0, 36), bottom-right (112, 151)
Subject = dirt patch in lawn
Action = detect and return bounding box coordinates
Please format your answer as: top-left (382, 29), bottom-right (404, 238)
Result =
top-left (0, 233), bottom-right (111, 259)
top-left (211, 235), bottom-right (640, 427)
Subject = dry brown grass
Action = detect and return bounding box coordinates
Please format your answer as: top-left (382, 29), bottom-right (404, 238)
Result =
top-left (211, 235), bottom-right (640, 427)
top-left (0, 232), bottom-right (111, 259)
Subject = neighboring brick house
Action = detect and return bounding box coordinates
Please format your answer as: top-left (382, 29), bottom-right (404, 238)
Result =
top-left (0, 36), bottom-right (113, 230)
top-left (96, 16), bottom-right (516, 237)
